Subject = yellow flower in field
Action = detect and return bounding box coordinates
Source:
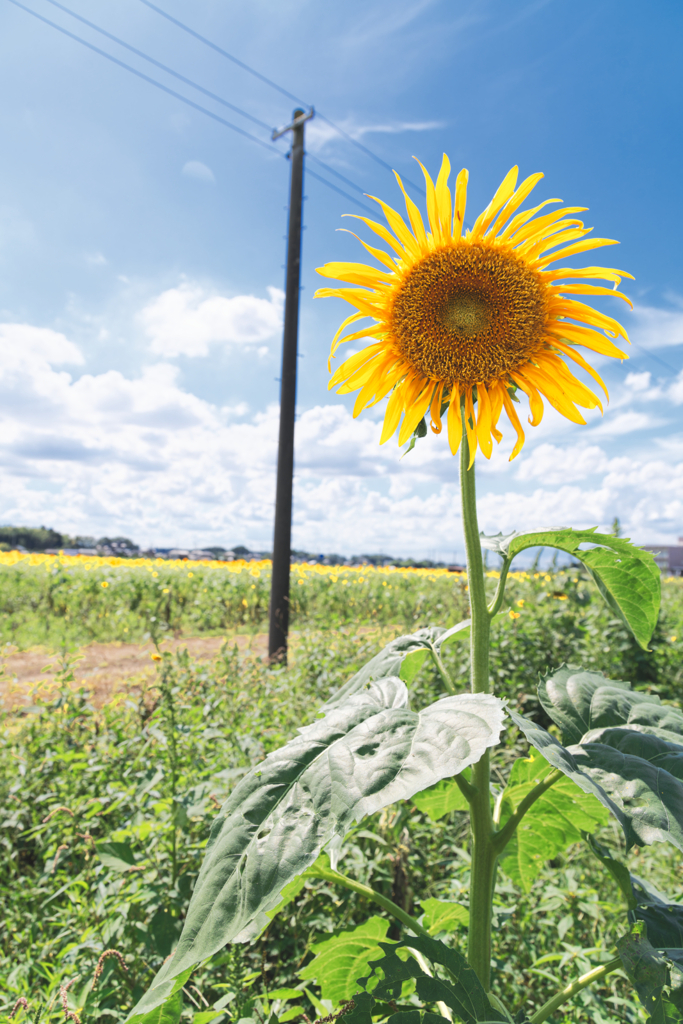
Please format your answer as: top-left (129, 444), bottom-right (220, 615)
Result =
top-left (101, 581), bottom-right (109, 588)
top-left (316, 158), bottom-right (632, 462)
top-left (151, 652), bottom-right (162, 661)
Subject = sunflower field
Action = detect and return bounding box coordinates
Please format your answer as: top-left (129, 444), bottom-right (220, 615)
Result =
top-left (1, 550), bottom-right (682, 1024)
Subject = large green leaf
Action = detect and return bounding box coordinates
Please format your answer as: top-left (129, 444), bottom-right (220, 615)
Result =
top-left (322, 622), bottom-right (476, 711)
top-left (537, 665), bottom-right (668, 746)
top-left (128, 680), bottom-right (506, 1019)
top-left (367, 936), bottom-right (505, 1023)
top-left (617, 922), bottom-right (677, 1024)
top-left (299, 916), bottom-right (392, 1004)
top-left (420, 898), bottom-right (469, 935)
top-left (412, 769), bottom-right (471, 820)
top-left (321, 627), bottom-right (449, 710)
top-left (498, 749), bottom-right (608, 891)
top-left (480, 527), bottom-right (660, 649)
top-left (510, 666), bottom-right (683, 852)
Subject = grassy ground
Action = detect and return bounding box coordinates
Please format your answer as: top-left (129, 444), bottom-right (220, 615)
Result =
top-left (1, 560), bottom-right (682, 1024)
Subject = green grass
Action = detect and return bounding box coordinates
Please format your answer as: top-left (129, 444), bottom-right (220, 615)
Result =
top-left (1, 569), bottom-right (682, 1024)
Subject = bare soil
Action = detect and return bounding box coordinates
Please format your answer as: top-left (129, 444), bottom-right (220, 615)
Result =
top-left (0, 633), bottom-right (269, 710)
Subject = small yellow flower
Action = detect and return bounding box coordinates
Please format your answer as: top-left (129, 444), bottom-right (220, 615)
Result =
top-left (509, 609), bottom-right (521, 620)
top-left (101, 581), bottom-right (109, 588)
top-left (162, 588), bottom-right (169, 594)
top-left (242, 598), bottom-right (248, 607)
top-left (672, 636), bottom-right (678, 643)
top-left (188, 572), bottom-right (194, 578)
top-left (151, 653), bottom-right (162, 661)
top-left (517, 599), bottom-right (525, 608)
top-left (152, 571), bottom-right (158, 578)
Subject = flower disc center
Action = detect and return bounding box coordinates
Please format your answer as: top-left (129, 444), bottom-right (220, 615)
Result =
top-left (389, 242), bottom-right (548, 387)
top-left (440, 293), bottom-right (491, 337)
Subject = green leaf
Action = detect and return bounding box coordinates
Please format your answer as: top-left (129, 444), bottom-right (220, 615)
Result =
top-left (128, 681), bottom-right (506, 1019)
top-left (537, 665), bottom-right (664, 746)
top-left (510, 665), bottom-right (683, 853)
top-left (299, 917), bottom-right (392, 1004)
top-left (338, 991), bottom-right (374, 1024)
top-left (399, 649), bottom-right (429, 684)
top-left (320, 628), bottom-right (445, 710)
top-left (127, 981), bottom-right (188, 1024)
top-left (96, 840), bottom-right (136, 871)
top-left (498, 749), bottom-right (609, 891)
top-left (323, 623), bottom-right (474, 710)
top-left (617, 922), bottom-right (674, 1023)
top-left (420, 898), bottom-right (469, 935)
top-left (368, 937), bottom-right (504, 1023)
top-left (267, 991), bottom-right (303, 1002)
top-left (480, 527), bottom-right (660, 649)
top-left (193, 1013), bottom-right (223, 1024)
top-left (412, 770), bottom-right (471, 820)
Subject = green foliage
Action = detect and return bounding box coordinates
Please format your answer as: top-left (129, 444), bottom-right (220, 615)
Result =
top-left (131, 682), bottom-right (506, 1016)
top-left (411, 772), bottom-right (471, 821)
top-left (482, 528), bottom-right (661, 650)
top-left (512, 665), bottom-right (683, 851)
top-left (498, 750), bottom-right (609, 892)
top-left (420, 899), bottom-right (469, 935)
top-left (361, 935), bottom-right (504, 1024)
top-left (299, 917), bottom-right (392, 1003)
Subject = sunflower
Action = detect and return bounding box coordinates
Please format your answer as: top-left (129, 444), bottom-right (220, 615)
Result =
top-left (315, 158), bottom-right (632, 463)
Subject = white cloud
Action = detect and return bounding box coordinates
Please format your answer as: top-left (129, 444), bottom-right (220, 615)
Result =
top-left (182, 160), bottom-right (215, 183)
top-left (139, 283), bottom-right (284, 357)
top-left (590, 411), bottom-right (664, 437)
top-left (306, 117), bottom-right (444, 153)
top-left (0, 320), bottom-right (682, 555)
top-left (630, 302), bottom-right (683, 350)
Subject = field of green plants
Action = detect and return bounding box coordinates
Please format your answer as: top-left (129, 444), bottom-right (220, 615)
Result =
top-left (1, 555), bottom-right (682, 1024)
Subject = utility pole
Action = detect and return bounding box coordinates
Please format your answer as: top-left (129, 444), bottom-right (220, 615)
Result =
top-left (268, 107), bottom-right (313, 662)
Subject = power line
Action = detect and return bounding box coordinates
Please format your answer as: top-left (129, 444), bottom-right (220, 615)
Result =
top-left (306, 153), bottom-right (368, 196)
top-left (7, 0), bottom-right (380, 214)
top-left (138, 0), bottom-right (306, 106)
top-left (42, 0), bottom-right (273, 133)
top-left (305, 169), bottom-right (375, 215)
top-left (136, 0), bottom-right (424, 194)
top-left (6, 0), bottom-right (278, 153)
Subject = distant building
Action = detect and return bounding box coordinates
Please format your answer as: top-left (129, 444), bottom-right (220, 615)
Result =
top-left (642, 542), bottom-right (683, 576)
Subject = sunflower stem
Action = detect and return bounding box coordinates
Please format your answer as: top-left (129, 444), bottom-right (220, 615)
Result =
top-left (460, 415), bottom-right (495, 993)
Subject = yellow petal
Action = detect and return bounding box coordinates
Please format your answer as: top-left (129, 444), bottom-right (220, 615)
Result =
top-left (551, 283), bottom-right (632, 307)
top-left (398, 384), bottom-right (432, 445)
top-left (380, 386), bottom-right (404, 444)
top-left (342, 214), bottom-right (412, 263)
top-left (470, 166), bottom-right (519, 241)
top-left (317, 261), bottom-right (396, 288)
top-left (476, 384), bottom-right (494, 459)
top-left (447, 387), bottom-right (463, 455)
top-left (543, 265), bottom-right (634, 284)
top-left (498, 198), bottom-right (562, 242)
top-left (548, 339), bottom-right (609, 401)
top-left (435, 155), bottom-right (453, 244)
top-left (510, 373), bottom-right (545, 426)
top-left (430, 381), bottom-right (445, 434)
top-left (510, 206), bottom-right (587, 246)
top-left (464, 389), bottom-right (477, 466)
top-left (367, 194), bottom-right (422, 258)
top-left (502, 388), bottom-right (526, 460)
top-left (415, 158), bottom-right (442, 244)
top-left (547, 322), bottom-right (628, 359)
top-left (486, 172), bottom-right (544, 240)
top-left (329, 343), bottom-right (385, 388)
top-left (536, 237), bottom-right (619, 268)
top-left (453, 168), bottom-right (469, 240)
top-left (393, 171), bottom-right (429, 252)
top-left (337, 229), bottom-right (399, 273)
top-left (549, 298), bottom-right (629, 341)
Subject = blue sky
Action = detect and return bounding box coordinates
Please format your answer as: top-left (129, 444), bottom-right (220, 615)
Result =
top-left (0, 0), bottom-right (681, 559)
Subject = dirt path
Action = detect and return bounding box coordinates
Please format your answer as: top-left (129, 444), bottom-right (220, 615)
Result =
top-left (0, 633), bottom-right (269, 710)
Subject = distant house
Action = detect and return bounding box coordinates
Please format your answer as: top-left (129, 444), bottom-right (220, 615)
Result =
top-left (642, 544), bottom-right (683, 576)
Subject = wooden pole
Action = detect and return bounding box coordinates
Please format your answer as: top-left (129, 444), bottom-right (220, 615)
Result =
top-left (268, 108), bottom-right (308, 662)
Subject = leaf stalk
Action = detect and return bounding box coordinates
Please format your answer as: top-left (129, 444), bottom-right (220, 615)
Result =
top-left (528, 957), bottom-right (622, 1024)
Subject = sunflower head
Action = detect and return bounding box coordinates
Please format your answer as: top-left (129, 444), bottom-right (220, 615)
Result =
top-left (315, 157), bottom-right (632, 464)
